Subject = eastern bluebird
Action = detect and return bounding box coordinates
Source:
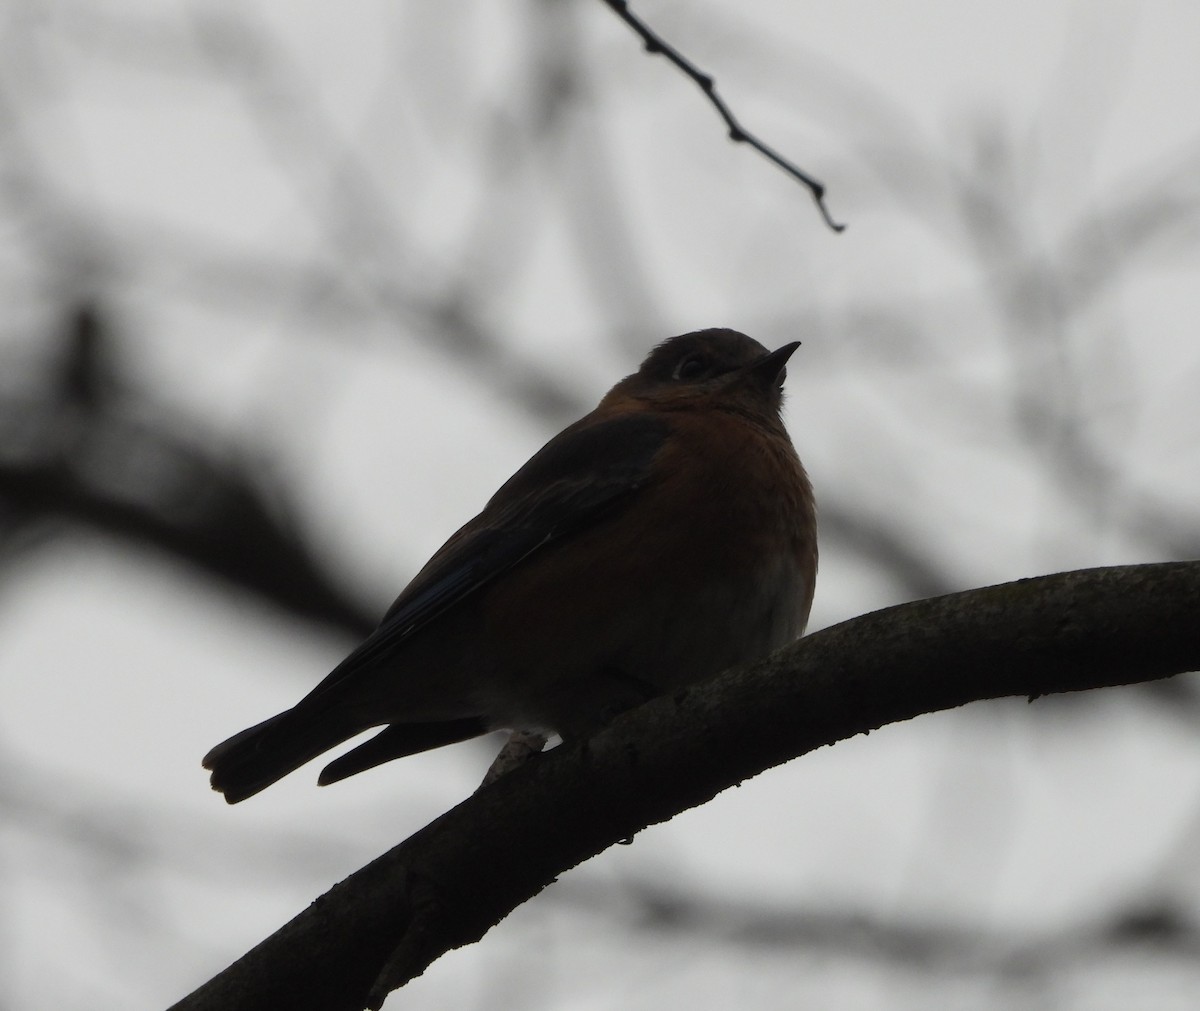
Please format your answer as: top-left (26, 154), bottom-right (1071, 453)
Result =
top-left (204, 328), bottom-right (817, 802)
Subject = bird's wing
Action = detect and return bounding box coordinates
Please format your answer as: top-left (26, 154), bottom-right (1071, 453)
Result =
top-left (307, 410), bottom-right (668, 698)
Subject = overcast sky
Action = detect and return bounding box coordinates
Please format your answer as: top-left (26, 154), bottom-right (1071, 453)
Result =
top-left (3, 3), bottom-right (1200, 1009)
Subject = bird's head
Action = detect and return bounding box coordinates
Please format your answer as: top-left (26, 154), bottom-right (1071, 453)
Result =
top-left (604, 328), bottom-right (800, 417)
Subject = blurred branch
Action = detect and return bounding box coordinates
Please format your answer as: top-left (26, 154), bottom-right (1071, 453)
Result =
top-left (0, 441), bottom-right (373, 638)
top-left (959, 129), bottom-right (1200, 563)
top-left (0, 301), bottom-right (374, 637)
top-left (188, 7), bottom-right (587, 426)
top-left (0, 741), bottom-right (363, 886)
top-left (168, 561), bottom-right (1200, 1010)
top-left (598, 0), bottom-right (844, 232)
top-left (528, 0), bottom-right (667, 346)
top-left (549, 876), bottom-right (1200, 973)
top-left (817, 494), bottom-right (958, 601)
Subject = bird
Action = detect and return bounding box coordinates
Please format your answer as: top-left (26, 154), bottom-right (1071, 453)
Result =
top-left (203, 328), bottom-right (817, 803)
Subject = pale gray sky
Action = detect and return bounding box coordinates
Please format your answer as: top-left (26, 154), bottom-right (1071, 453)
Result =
top-left (3, 2), bottom-right (1199, 1008)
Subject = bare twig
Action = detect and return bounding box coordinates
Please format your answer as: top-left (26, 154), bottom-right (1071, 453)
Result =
top-left (600, 0), bottom-right (844, 232)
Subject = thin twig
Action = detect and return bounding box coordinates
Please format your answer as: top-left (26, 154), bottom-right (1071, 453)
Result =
top-left (600, 0), bottom-right (844, 232)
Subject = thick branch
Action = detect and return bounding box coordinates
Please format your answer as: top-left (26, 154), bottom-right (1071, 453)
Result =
top-left (169, 561), bottom-right (1200, 1011)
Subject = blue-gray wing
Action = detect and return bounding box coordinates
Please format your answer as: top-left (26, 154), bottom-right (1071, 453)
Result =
top-left (305, 411), bottom-right (668, 700)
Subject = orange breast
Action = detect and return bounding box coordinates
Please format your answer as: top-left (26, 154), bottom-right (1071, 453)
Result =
top-left (476, 404), bottom-right (816, 736)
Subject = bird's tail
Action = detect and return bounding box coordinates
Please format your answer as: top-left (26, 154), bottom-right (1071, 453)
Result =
top-left (202, 706), bottom-right (361, 804)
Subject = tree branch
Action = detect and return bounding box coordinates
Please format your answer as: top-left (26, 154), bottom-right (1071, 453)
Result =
top-left (0, 300), bottom-right (376, 636)
top-left (169, 561), bottom-right (1199, 1011)
top-left (598, 0), bottom-right (845, 232)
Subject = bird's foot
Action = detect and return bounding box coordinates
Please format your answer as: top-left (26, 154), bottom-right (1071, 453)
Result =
top-left (478, 729), bottom-right (548, 789)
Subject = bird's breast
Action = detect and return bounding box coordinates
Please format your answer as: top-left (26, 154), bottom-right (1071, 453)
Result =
top-left (479, 407), bottom-right (816, 732)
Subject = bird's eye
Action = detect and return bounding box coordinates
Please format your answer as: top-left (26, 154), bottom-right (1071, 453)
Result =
top-left (672, 355), bottom-right (709, 381)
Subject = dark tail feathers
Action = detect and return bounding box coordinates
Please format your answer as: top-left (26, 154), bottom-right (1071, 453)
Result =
top-left (317, 717), bottom-right (488, 786)
top-left (203, 708), bottom-right (360, 804)
top-left (203, 710), bottom-right (490, 803)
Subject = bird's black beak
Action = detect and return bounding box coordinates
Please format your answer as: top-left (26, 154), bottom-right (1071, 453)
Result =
top-left (748, 341), bottom-right (801, 387)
